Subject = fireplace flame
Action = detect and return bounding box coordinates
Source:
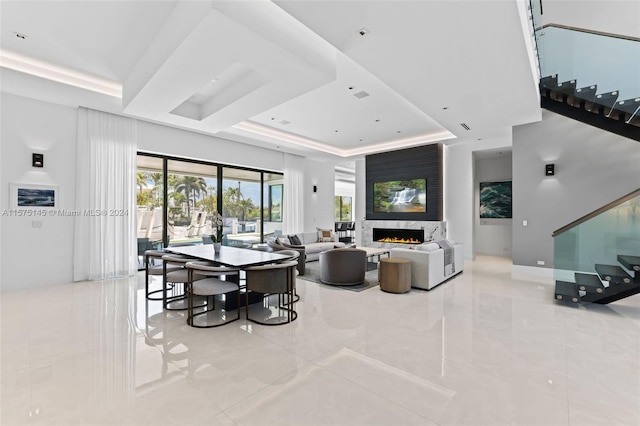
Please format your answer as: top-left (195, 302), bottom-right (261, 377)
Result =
top-left (377, 237), bottom-right (422, 244)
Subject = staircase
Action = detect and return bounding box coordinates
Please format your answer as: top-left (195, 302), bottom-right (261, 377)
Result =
top-left (540, 74), bottom-right (640, 142)
top-left (552, 188), bottom-right (640, 305)
top-left (555, 255), bottom-right (640, 304)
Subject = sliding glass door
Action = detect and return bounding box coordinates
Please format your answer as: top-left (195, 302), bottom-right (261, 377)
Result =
top-left (264, 173), bottom-right (283, 239)
top-left (136, 155), bottom-right (164, 256)
top-left (136, 153), bottom-right (282, 249)
top-left (167, 159), bottom-right (218, 246)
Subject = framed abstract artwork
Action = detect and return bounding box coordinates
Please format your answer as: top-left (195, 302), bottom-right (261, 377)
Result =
top-left (479, 181), bottom-right (512, 218)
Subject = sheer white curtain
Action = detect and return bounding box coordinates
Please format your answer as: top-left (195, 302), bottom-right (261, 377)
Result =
top-left (74, 108), bottom-right (138, 281)
top-left (283, 153), bottom-right (305, 235)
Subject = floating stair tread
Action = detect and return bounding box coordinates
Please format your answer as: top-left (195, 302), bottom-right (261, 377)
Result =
top-left (574, 85), bottom-right (597, 101)
top-left (574, 273), bottom-right (606, 293)
top-left (618, 255), bottom-right (640, 272)
top-left (540, 75), bottom-right (558, 89)
top-left (555, 281), bottom-right (580, 302)
top-left (613, 98), bottom-right (640, 115)
top-left (556, 80), bottom-right (577, 94)
top-left (594, 264), bottom-right (633, 283)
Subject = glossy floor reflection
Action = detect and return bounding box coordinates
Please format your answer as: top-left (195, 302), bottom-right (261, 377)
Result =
top-left (2, 256), bottom-right (639, 425)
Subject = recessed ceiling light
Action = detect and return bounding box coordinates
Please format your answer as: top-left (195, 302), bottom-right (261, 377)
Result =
top-left (234, 121), bottom-right (457, 157)
top-left (358, 27), bottom-right (369, 36)
top-left (271, 117), bottom-right (276, 120)
top-left (334, 130), bottom-right (339, 132)
top-left (396, 130), bottom-right (401, 133)
top-left (14, 32), bottom-right (27, 40)
top-left (353, 91), bottom-right (369, 99)
top-left (279, 120), bottom-right (291, 125)
top-left (348, 86), bottom-right (354, 90)
top-left (375, 119), bottom-right (381, 122)
top-left (442, 106), bottom-right (449, 110)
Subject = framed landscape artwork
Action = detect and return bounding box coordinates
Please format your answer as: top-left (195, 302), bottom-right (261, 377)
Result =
top-left (479, 181), bottom-right (512, 218)
top-left (10, 183), bottom-right (59, 209)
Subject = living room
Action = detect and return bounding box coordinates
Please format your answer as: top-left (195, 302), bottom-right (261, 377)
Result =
top-left (1, 1), bottom-right (639, 424)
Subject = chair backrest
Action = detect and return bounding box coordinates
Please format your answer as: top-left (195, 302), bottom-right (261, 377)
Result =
top-left (185, 261), bottom-right (239, 277)
top-left (277, 249), bottom-right (300, 261)
top-left (245, 260), bottom-right (297, 293)
top-left (319, 248), bottom-right (367, 285)
top-left (162, 254), bottom-right (191, 266)
top-left (267, 239), bottom-right (286, 251)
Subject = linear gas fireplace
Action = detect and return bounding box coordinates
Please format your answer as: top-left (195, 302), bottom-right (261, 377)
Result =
top-left (373, 228), bottom-right (424, 244)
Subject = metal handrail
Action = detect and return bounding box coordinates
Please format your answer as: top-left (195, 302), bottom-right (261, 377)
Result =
top-left (540, 23), bottom-right (640, 43)
top-left (552, 188), bottom-right (640, 237)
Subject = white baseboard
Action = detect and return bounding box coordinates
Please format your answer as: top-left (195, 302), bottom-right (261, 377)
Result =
top-left (511, 264), bottom-right (554, 284)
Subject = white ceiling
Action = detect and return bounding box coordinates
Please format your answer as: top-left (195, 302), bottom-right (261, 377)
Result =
top-left (0, 0), bottom-right (542, 166)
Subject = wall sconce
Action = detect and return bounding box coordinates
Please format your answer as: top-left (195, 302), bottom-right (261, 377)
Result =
top-left (313, 185), bottom-right (317, 193)
top-left (545, 164), bottom-right (555, 176)
top-left (32, 153), bottom-right (44, 168)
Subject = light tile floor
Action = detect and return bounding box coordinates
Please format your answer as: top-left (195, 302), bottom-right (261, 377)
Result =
top-left (1, 256), bottom-right (639, 425)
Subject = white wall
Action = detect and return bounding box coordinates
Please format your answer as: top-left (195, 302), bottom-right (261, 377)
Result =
top-left (474, 152), bottom-right (513, 257)
top-left (444, 136), bottom-right (513, 260)
top-left (1, 93), bottom-right (78, 290)
top-left (138, 120), bottom-right (283, 172)
top-left (303, 159), bottom-right (335, 232)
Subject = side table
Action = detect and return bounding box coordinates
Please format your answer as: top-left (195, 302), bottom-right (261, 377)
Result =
top-left (379, 257), bottom-right (411, 293)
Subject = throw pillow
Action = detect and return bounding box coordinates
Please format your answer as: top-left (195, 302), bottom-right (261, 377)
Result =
top-left (315, 228), bottom-right (335, 242)
top-left (289, 235), bottom-right (302, 246)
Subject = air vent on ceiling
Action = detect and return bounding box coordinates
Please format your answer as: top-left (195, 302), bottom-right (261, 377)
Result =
top-left (279, 120), bottom-right (291, 125)
top-left (460, 123), bottom-right (471, 131)
top-left (353, 91), bottom-right (370, 99)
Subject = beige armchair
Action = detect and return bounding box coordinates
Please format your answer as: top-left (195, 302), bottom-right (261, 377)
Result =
top-left (319, 248), bottom-right (367, 286)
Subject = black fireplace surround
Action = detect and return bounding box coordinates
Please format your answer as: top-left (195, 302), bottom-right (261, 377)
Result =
top-left (373, 228), bottom-right (424, 244)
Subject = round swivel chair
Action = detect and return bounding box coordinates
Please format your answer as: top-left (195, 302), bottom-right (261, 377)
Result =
top-left (319, 248), bottom-right (367, 286)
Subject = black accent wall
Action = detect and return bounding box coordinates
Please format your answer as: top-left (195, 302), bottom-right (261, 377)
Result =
top-left (366, 144), bottom-right (443, 221)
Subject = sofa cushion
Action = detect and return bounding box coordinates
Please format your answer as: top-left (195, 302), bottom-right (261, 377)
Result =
top-left (289, 234), bottom-right (302, 245)
top-left (300, 232), bottom-right (318, 245)
top-left (416, 242), bottom-right (440, 252)
top-left (278, 237), bottom-right (291, 246)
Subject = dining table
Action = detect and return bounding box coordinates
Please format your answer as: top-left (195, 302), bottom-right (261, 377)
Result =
top-left (165, 244), bottom-right (290, 268)
top-left (164, 244), bottom-right (292, 310)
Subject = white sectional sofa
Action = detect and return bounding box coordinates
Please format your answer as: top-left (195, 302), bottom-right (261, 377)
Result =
top-left (279, 231), bottom-right (346, 262)
top-left (390, 240), bottom-right (463, 290)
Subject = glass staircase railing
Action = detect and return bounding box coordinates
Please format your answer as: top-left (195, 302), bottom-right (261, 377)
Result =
top-left (528, 1), bottom-right (640, 132)
top-left (553, 189), bottom-right (640, 304)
